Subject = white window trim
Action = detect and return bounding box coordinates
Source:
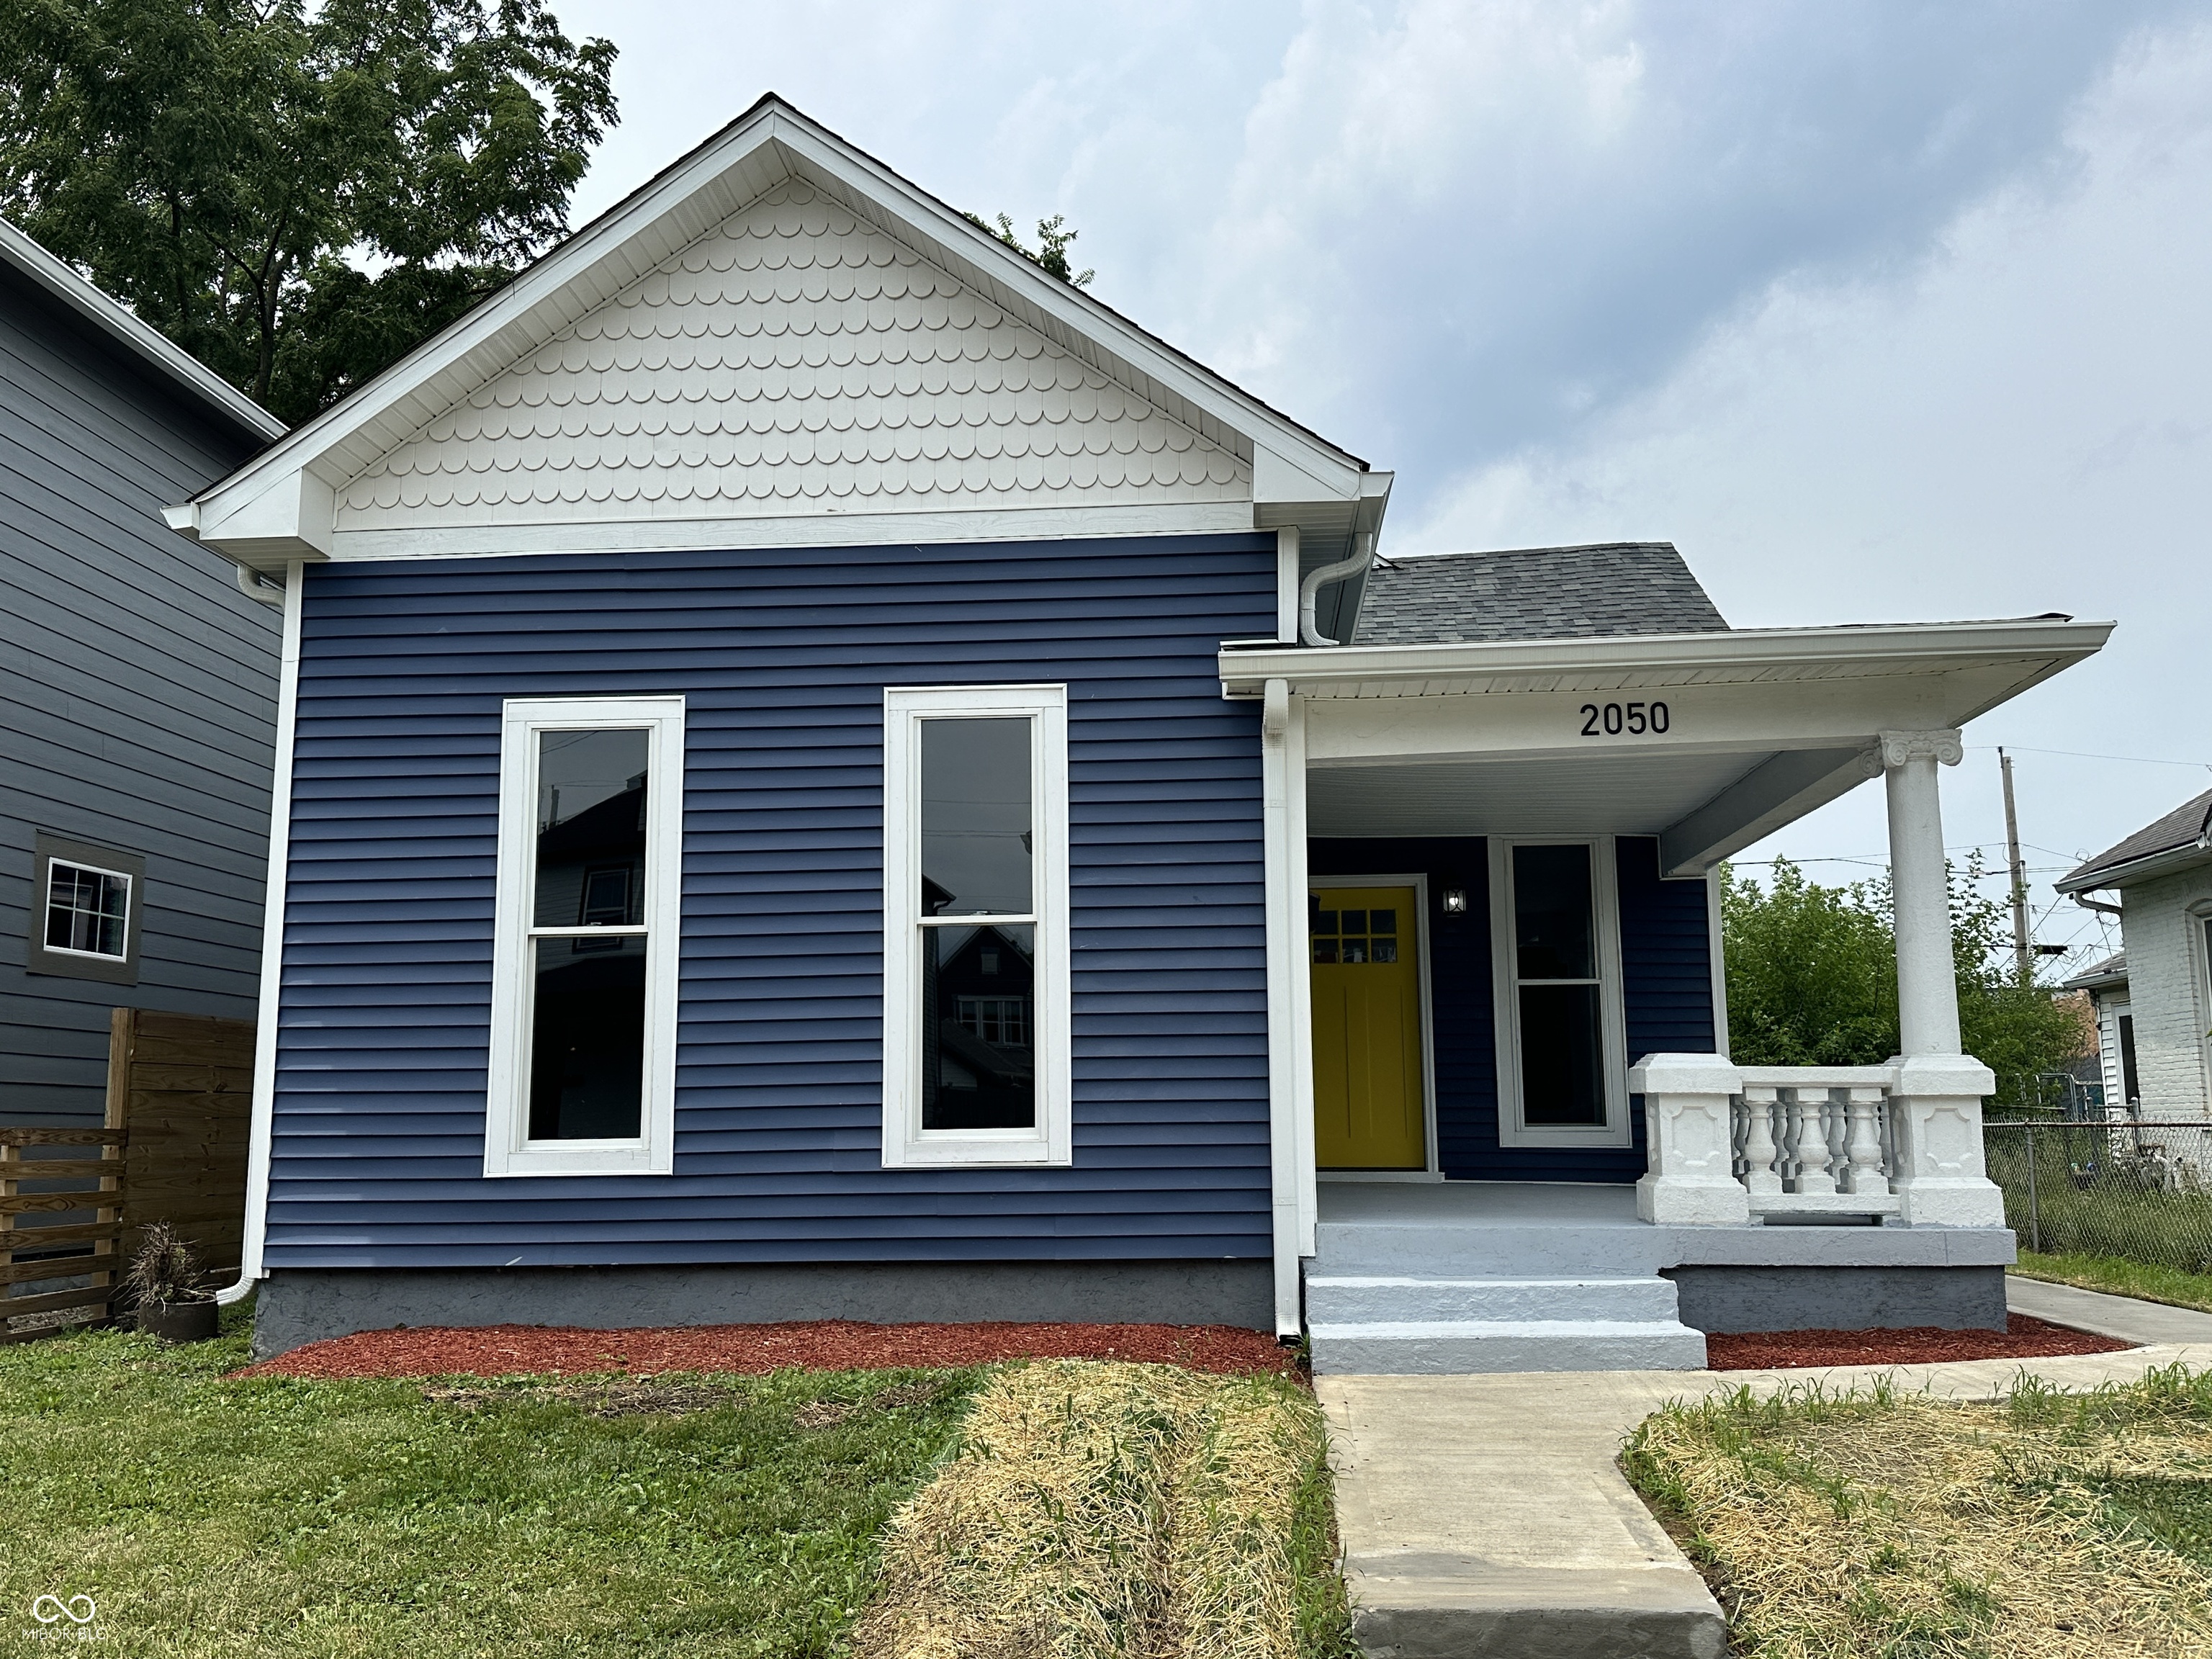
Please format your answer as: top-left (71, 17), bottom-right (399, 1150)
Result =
top-left (485, 696), bottom-right (685, 1177)
top-left (1490, 835), bottom-right (1632, 1148)
top-left (43, 860), bottom-right (135, 962)
top-left (882, 683), bottom-right (1071, 1168)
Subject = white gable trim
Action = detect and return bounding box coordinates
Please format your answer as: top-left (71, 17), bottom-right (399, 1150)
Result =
top-left (172, 96), bottom-right (1382, 570)
top-left (330, 501), bottom-right (1254, 562)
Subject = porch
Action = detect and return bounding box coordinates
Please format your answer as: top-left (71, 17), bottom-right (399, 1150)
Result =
top-left (1219, 586), bottom-right (2112, 1354)
top-left (1305, 1167), bottom-right (2016, 1375)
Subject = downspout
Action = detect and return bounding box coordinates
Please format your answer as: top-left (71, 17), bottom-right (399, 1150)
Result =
top-left (234, 564), bottom-right (285, 608)
top-left (2072, 892), bottom-right (2123, 920)
top-left (215, 559), bottom-right (304, 1305)
top-left (1297, 533), bottom-right (1374, 647)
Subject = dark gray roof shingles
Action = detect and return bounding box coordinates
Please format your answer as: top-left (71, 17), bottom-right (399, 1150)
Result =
top-left (2059, 788), bottom-right (2212, 891)
top-left (1350, 541), bottom-right (1728, 647)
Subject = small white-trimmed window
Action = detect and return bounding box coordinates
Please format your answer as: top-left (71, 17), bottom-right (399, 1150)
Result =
top-left (882, 684), bottom-right (1071, 1167)
top-left (485, 696), bottom-right (684, 1177)
top-left (27, 834), bottom-right (144, 986)
top-left (1490, 837), bottom-right (1630, 1148)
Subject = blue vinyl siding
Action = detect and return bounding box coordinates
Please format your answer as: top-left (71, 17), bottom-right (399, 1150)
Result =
top-left (265, 533), bottom-right (1277, 1267)
top-left (1310, 836), bottom-right (1714, 1182)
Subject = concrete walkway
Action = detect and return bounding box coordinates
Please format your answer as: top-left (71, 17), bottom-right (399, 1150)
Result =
top-left (1320, 1328), bottom-right (2212, 1659)
top-left (2006, 1272), bottom-right (2212, 1344)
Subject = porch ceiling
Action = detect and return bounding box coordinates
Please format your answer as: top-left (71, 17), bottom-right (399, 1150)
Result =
top-left (1308, 748), bottom-right (1781, 840)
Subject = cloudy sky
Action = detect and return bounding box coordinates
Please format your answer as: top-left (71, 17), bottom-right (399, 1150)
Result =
top-left (559, 0), bottom-right (2212, 974)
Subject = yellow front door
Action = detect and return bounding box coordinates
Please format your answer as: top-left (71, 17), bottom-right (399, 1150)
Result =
top-left (1310, 886), bottom-right (1426, 1169)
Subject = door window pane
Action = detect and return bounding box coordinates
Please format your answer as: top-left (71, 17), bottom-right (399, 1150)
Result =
top-left (529, 935), bottom-right (646, 1139)
top-left (1513, 844), bottom-right (1594, 980)
top-left (921, 718), bottom-right (1033, 917)
top-left (923, 923), bottom-right (1035, 1129)
top-left (1519, 983), bottom-right (1605, 1124)
top-left (45, 863), bottom-right (130, 957)
top-left (534, 729), bottom-right (649, 928)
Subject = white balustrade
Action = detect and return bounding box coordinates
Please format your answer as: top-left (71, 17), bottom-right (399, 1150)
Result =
top-left (1632, 1054), bottom-right (2005, 1226)
top-left (1729, 1068), bottom-right (1901, 1218)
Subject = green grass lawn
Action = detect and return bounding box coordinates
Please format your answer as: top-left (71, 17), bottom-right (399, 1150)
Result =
top-left (2012, 1250), bottom-right (2212, 1314)
top-left (0, 1313), bottom-right (979, 1658)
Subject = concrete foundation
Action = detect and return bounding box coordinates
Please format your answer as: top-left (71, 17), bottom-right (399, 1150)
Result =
top-left (252, 1259), bottom-right (1274, 1359)
top-left (1665, 1264), bottom-right (2009, 1333)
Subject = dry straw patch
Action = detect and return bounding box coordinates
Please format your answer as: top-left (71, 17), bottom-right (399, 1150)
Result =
top-left (1624, 1366), bottom-right (2212, 1658)
top-left (852, 1359), bottom-right (1328, 1659)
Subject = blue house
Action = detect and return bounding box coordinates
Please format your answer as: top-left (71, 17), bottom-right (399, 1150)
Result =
top-left (170, 99), bottom-right (2112, 1367)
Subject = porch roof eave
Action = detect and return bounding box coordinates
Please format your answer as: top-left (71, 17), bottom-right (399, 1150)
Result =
top-left (1216, 615), bottom-right (2113, 700)
top-left (1225, 614), bottom-right (2113, 877)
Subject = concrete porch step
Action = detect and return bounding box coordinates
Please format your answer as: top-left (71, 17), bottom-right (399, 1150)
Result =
top-left (1305, 1273), bottom-right (1680, 1325)
top-left (1313, 1219), bottom-right (1671, 1279)
top-left (1308, 1317), bottom-right (1709, 1375)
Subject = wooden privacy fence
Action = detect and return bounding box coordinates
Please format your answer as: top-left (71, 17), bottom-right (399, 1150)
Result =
top-left (1, 1010), bottom-right (253, 1341)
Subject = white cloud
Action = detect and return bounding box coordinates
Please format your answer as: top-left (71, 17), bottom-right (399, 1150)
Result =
top-left (542, 0), bottom-right (2209, 967)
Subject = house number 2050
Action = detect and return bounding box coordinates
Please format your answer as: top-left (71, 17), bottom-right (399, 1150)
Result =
top-left (1579, 701), bottom-right (1670, 737)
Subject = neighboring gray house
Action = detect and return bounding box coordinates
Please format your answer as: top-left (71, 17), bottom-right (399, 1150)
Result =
top-left (0, 219), bottom-right (287, 1123)
top-left (2058, 790), bottom-right (2212, 1118)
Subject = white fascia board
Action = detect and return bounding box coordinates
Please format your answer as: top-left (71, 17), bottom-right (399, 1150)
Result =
top-left (1218, 618), bottom-right (2114, 697)
top-left (184, 96), bottom-right (1372, 565)
top-left (2054, 840), bottom-right (2212, 896)
top-left (0, 217), bottom-right (287, 443)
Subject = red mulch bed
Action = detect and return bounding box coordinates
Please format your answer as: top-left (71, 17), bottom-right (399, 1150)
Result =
top-left (1704, 1313), bottom-right (2134, 1371)
top-left (233, 1319), bottom-right (1299, 1380)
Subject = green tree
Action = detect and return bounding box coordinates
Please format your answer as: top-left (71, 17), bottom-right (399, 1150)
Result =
top-left (0, 0), bottom-right (617, 423)
top-left (1722, 854), bottom-right (2085, 1101)
top-left (962, 210), bottom-right (1094, 287)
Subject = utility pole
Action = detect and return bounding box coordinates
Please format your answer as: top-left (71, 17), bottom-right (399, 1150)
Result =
top-left (2000, 747), bottom-right (2033, 984)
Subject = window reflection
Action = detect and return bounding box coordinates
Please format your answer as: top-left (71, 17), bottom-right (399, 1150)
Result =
top-left (1514, 844), bottom-right (1594, 980)
top-left (534, 729), bottom-right (648, 930)
top-left (529, 727), bottom-right (649, 1141)
top-left (920, 718), bottom-right (1032, 916)
top-left (529, 934), bottom-right (645, 1139)
top-left (922, 923), bottom-right (1035, 1129)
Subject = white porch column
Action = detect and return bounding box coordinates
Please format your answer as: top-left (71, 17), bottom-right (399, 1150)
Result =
top-left (1260, 679), bottom-right (1304, 1335)
top-left (1630, 1055), bottom-right (1750, 1224)
top-left (1879, 729), bottom-right (2005, 1226)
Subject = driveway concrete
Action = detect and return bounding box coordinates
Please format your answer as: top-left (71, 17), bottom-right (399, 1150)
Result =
top-left (1320, 1339), bottom-right (2212, 1659)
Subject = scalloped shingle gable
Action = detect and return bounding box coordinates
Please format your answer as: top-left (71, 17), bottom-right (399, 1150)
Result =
top-left (336, 181), bottom-right (1248, 531)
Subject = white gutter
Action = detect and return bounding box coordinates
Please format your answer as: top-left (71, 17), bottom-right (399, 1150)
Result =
top-left (215, 559), bottom-right (303, 1305)
top-left (1222, 617), bottom-right (2115, 696)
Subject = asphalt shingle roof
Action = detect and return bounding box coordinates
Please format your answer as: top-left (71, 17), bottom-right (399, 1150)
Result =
top-left (2059, 788), bottom-right (2212, 891)
top-left (1350, 541), bottom-right (1728, 646)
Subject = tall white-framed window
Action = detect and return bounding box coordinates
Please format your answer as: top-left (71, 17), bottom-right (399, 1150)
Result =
top-left (485, 696), bottom-right (685, 1177)
top-left (1489, 836), bottom-right (1630, 1148)
top-left (881, 684), bottom-right (1071, 1167)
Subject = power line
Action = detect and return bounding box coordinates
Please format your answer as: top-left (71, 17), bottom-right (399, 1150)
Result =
top-left (1966, 743), bottom-right (2211, 772)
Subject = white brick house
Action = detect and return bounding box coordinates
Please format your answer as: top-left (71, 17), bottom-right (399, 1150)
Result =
top-left (2058, 789), bottom-right (2212, 1117)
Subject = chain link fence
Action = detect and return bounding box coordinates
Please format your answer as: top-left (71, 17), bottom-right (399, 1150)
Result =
top-left (1984, 1118), bottom-right (2212, 1271)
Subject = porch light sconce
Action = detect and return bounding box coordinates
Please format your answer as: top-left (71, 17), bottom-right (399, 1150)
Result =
top-left (1442, 889), bottom-right (1467, 914)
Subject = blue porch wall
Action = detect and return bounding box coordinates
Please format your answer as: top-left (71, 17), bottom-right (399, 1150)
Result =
top-left (267, 532), bottom-right (1277, 1268)
top-left (1308, 836), bottom-right (1715, 1182)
